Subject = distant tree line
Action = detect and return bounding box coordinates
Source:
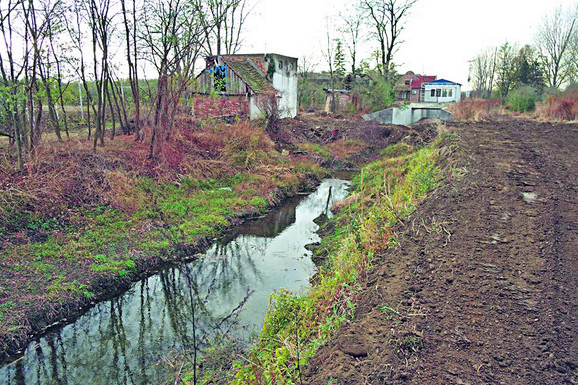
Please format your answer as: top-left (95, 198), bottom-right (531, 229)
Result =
top-left (299, 0), bottom-right (417, 114)
top-left (469, 3), bottom-right (578, 102)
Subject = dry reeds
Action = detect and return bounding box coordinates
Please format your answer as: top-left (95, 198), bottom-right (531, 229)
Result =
top-left (538, 90), bottom-right (578, 121)
top-left (448, 99), bottom-right (500, 121)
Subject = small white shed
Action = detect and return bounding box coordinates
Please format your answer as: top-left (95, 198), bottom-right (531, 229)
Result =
top-left (423, 79), bottom-right (461, 103)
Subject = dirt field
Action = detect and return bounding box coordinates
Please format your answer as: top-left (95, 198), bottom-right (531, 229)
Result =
top-left (304, 117), bottom-right (578, 384)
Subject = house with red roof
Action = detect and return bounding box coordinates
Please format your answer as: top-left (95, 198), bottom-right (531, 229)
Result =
top-left (394, 71), bottom-right (437, 102)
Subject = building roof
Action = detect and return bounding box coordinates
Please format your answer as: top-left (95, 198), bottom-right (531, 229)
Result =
top-left (394, 73), bottom-right (437, 91)
top-left (412, 76), bottom-right (437, 89)
top-left (222, 53), bottom-right (298, 61)
top-left (221, 56), bottom-right (277, 94)
top-left (424, 79), bottom-right (462, 86)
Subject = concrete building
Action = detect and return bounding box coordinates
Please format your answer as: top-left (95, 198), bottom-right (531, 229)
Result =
top-left (191, 54), bottom-right (298, 121)
top-left (362, 103), bottom-right (454, 126)
top-left (423, 79), bottom-right (462, 103)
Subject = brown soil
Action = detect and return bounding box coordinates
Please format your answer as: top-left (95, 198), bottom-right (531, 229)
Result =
top-left (271, 112), bottom-right (435, 170)
top-left (274, 112), bottom-right (404, 146)
top-left (304, 117), bottom-right (578, 384)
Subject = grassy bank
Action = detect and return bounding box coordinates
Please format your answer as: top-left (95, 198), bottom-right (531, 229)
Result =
top-left (0, 121), bottom-right (326, 359)
top-left (216, 128), bottom-right (455, 384)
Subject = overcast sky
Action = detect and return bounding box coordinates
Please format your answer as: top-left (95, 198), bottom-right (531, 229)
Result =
top-left (242, 0), bottom-right (577, 90)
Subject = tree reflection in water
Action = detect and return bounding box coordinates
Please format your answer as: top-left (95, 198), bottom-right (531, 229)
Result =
top-left (0, 179), bottom-right (350, 384)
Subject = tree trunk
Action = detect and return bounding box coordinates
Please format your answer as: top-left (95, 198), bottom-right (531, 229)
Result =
top-left (43, 77), bottom-right (62, 142)
top-left (106, 83), bottom-right (116, 139)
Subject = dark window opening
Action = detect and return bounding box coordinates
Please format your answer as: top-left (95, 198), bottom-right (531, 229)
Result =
top-left (430, 89), bottom-right (435, 97)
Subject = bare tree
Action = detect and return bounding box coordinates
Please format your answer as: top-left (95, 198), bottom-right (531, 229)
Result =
top-left (298, 55), bottom-right (317, 78)
top-left (339, 2), bottom-right (364, 88)
top-left (120, 0), bottom-right (142, 140)
top-left (37, 0), bottom-right (64, 143)
top-left (362, 0), bottom-right (418, 79)
top-left (64, 0), bottom-right (95, 140)
top-left (21, 0), bottom-right (52, 153)
top-left (321, 17), bottom-right (336, 86)
top-left (0, 0), bottom-right (25, 169)
top-left (87, 0), bottom-right (117, 150)
top-left (200, 0), bottom-right (253, 56)
top-left (469, 49), bottom-right (495, 98)
top-left (535, 5), bottom-right (578, 88)
top-left (141, 0), bottom-right (210, 159)
top-left (108, 71), bottom-right (130, 136)
top-left (46, 1), bottom-right (72, 140)
top-left (321, 18), bottom-right (338, 112)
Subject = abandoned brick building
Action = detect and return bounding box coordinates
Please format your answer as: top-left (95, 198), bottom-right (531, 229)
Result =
top-left (191, 54), bottom-right (298, 120)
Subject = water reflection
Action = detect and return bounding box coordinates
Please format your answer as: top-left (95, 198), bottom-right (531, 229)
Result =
top-left (0, 179), bottom-right (350, 384)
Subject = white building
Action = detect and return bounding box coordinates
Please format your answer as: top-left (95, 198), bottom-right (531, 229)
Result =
top-left (265, 54), bottom-right (298, 118)
top-left (423, 79), bottom-right (461, 103)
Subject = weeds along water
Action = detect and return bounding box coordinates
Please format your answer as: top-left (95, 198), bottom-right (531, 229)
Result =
top-left (229, 134), bottom-right (454, 384)
top-left (0, 179), bottom-right (351, 384)
top-left (0, 121), bottom-right (329, 361)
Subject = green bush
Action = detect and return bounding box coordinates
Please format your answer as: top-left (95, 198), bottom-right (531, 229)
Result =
top-left (297, 77), bottom-right (326, 112)
top-left (508, 86), bottom-right (538, 112)
top-left (364, 76), bottom-right (395, 112)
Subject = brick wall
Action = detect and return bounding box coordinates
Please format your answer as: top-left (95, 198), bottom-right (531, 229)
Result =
top-left (193, 95), bottom-right (250, 120)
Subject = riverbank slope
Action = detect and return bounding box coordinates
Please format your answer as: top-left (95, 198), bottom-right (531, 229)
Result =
top-left (304, 117), bottom-right (578, 384)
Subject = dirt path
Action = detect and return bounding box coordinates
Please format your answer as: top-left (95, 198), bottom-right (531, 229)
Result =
top-left (304, 117), bottom-right (578, 384)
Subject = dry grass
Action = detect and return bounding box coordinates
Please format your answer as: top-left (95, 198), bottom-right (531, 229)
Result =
top-left (0, 118), bottom-right (286, 231)
top-left (538, 90), bottom-right (578, 121)
top-left (0, 117), bottom-right (328, 354)
top-left (449, 99), bottom-right (501, 121)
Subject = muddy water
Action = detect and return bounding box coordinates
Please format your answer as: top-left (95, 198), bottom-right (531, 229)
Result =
top-left (0, 179), bottom-right (350, 385)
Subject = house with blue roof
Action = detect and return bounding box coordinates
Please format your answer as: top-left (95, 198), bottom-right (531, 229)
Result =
top-left (423, 79), bottom-right (461, 103)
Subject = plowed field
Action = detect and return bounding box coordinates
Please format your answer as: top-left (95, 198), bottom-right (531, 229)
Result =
top-left (304, 117), bottom-right (578, 384)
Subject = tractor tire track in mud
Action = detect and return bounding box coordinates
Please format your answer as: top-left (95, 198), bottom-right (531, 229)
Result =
top-left (304, 117), bottom-right (578, 384)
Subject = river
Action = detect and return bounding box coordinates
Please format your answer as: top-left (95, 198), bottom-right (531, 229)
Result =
top-left (0, 178), bottom-right (350, 384)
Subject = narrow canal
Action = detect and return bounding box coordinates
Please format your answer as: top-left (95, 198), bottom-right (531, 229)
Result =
top-left (1, 178), bottom-right (350, 384)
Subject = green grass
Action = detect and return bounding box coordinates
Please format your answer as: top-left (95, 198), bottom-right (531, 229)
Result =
top-left (299, 143), bottom-right (331, 159)
top-left (0, 151), bottom-right (327, 347)
top-left (228, 135), bottom-right (448, 384)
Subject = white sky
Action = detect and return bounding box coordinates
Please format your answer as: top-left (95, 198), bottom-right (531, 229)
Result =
top-left (242, 0), bottom-right (577, 90)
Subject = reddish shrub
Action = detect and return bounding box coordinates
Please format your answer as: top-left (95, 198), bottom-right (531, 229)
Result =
top-left (539, 94), bottom-right (578, 121)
